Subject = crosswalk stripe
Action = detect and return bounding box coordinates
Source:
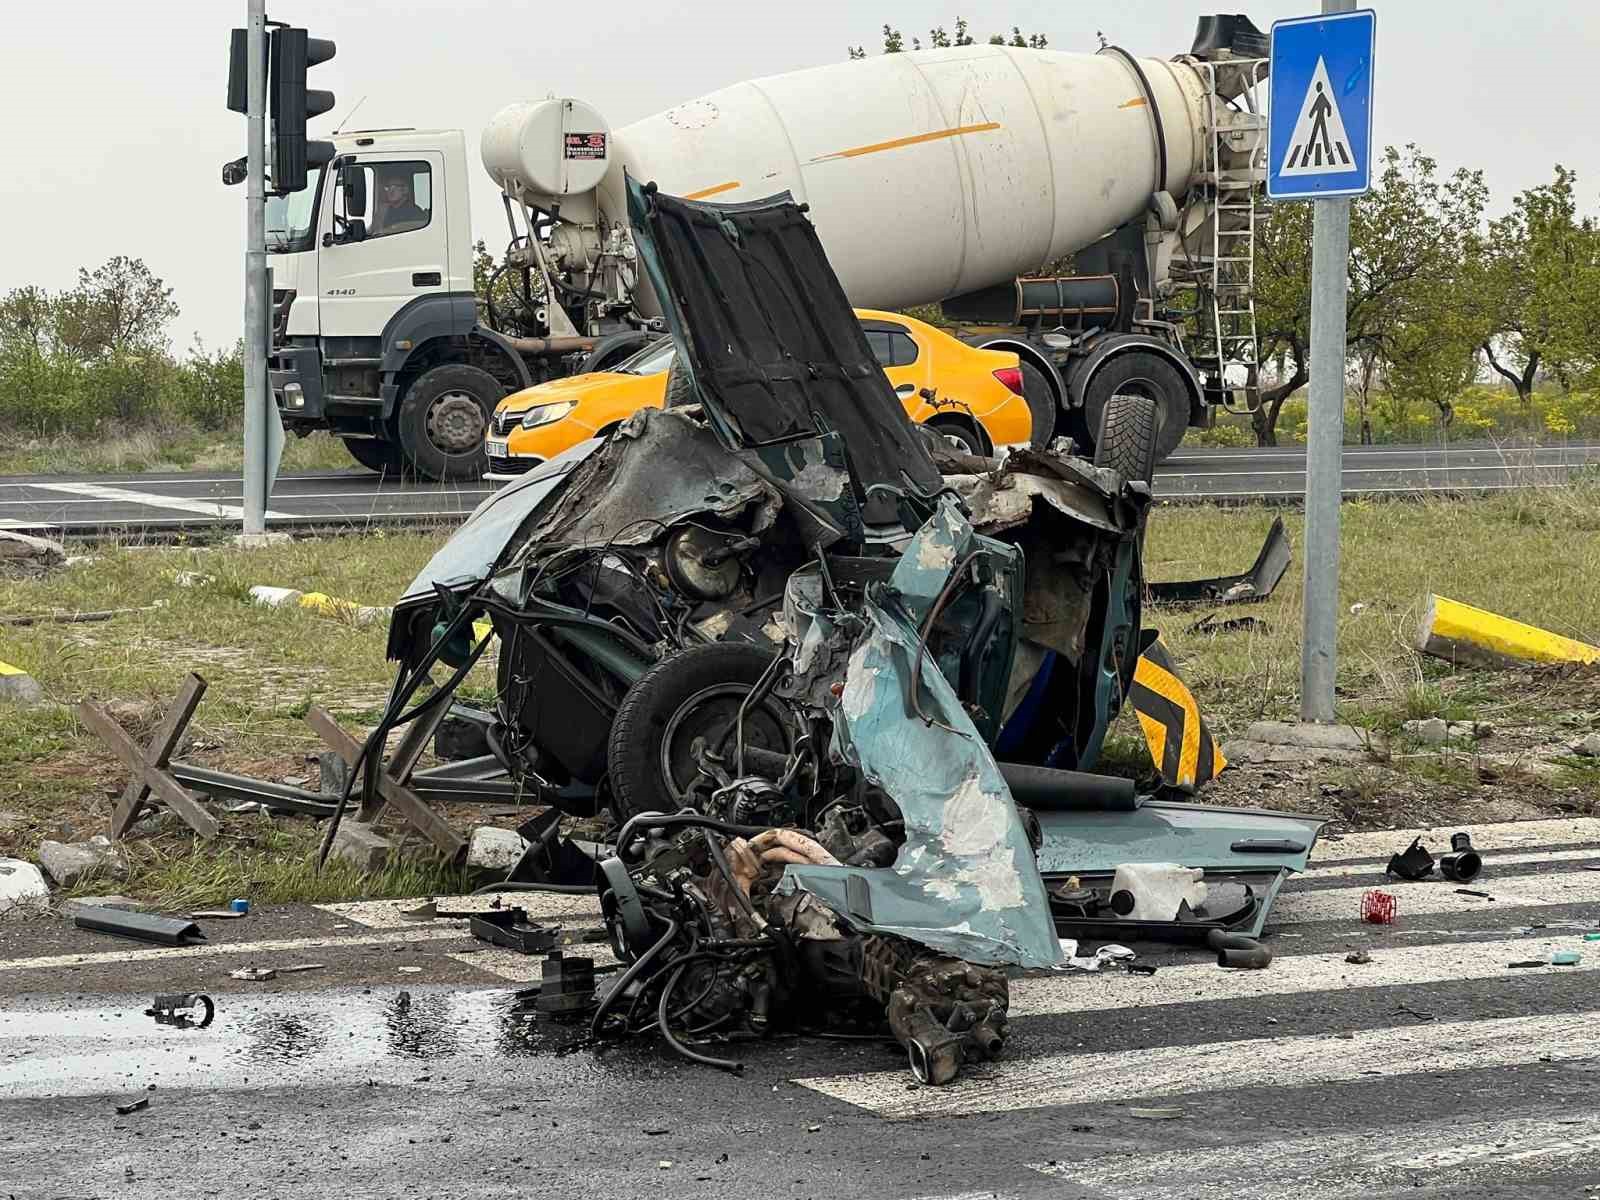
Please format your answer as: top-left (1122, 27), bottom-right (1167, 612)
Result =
top-left (1007, 934), bottom-right (1595, 1017)
top-left (1272, 868), bottom-right (1600, 924)
top-left (794, 1009), bottom-right (1598, 1119)
top-left (1306, 845), bottom-right (1598, 878)
top-left (1311, 817), bottom-right (1600, 864)
top-left (1028, 1111), bottom-right (1600, 1199)
top-left (0, 926), bottom-right (465, 973)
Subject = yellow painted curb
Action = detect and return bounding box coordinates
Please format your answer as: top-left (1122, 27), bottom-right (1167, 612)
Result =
top-left (1417, 594), bottom-right (1600, 670)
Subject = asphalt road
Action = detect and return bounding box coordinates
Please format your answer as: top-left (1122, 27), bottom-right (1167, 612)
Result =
top-left (2, 441), bottom-right (1597, 538)
top-left (4, 814), bottom-right (1599, 1199)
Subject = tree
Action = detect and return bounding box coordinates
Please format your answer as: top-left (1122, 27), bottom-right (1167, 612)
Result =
top-left (849, 20), bottom-right (1045, 58)
top-left (52, 256), bottom-right (178, 361)
top-left (1250, 145), bottom-right (1489, 444)
top-left (0, 286), bottom-right (56, 358)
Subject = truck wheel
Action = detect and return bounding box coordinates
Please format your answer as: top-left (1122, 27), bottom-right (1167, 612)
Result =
top-left (396, 364), bottom-right (503, 481)
top-left (926, 415), bottom-right (990, 458)
top-left (1082, 352), bottom-right (1191, 464)
top-left (608, 643), bottom-right (793, 822)
top-left (341, 437), bottom-right (405, 476)
top-left (1020, 363), bottom-right (1057, 450)
top-left (1093, 392), bottom-right (1160, 485)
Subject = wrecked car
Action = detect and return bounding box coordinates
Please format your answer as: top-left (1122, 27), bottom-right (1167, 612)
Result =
top-left (377, 181), bottom-right (1325, 1084)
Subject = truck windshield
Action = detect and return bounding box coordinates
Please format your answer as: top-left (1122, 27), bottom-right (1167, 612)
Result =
top-left (265, 167), bottom-right (323, 253)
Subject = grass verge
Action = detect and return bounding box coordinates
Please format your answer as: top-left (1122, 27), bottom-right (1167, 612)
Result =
top-left (0, 426), bottom-right (357, 476)
top-left (1, 485), bottom-right (1597, 906)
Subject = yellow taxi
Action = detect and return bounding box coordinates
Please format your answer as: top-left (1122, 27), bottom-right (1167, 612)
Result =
top-left (483, 309), bottom-right (1036, 479)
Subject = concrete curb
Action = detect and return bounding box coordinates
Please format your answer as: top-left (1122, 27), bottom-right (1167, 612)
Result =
top-left (0, 660), bottom-right (45, 706)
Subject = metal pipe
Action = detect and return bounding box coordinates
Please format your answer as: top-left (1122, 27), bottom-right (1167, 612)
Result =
top-left (1299, 0), bottom-right (1355, 723)
top-left (241, 0), bottom-right (268, 536)
top-left (500, 335), bottom-right (598, 355)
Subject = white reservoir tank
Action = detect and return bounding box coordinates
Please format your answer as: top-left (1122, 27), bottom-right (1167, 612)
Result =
top-left (587, 43), bottom-right (1212, 310)
top-left (481, 97), bottom-right (613, 218)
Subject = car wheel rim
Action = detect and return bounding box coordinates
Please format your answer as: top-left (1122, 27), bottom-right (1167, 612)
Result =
top-left (426, 391), bottom-right (487, 454)
top-left (658, 684), bottom-right (794, 801)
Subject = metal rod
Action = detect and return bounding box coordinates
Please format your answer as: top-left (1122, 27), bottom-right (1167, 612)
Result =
top-left (242, 0), bottom-right (268, 536)
top-left (1299, 0), bottom-right (1356, 723)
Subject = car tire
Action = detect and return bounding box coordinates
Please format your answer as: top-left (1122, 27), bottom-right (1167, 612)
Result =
top-left (607, 643), bottom-right (792, 822)
top-left (1093, 391), bottom-right (1161, 485)
top-left (926, 415), bottom-right (989, 458)
top-left (396, 364), bottom-right (504, 481)
top-left (1020, 362), bottom-right (1057, 450)
top-left (1081, 351), bottom-right (1191, 465)
top-left (341, 436), bottom-right (406, 476)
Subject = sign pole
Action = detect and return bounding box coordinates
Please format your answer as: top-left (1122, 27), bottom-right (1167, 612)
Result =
top-left (242, 0), bottom-right (269, 537)
top-left (1297, 0), bottom-right (1357, 721)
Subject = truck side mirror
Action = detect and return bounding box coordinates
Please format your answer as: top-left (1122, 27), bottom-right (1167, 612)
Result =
top-left (340, 164), bottom-right (366, 218)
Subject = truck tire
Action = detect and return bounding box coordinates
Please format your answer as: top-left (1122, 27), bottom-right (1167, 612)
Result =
top-left (1093, 392), bottom-right (1160, 485)
top-left (1082, 351), bottom-right (1191, 464)
top-left (341, 436), bottom-right (405, 476)
top-left (1020, 362), bottom-right (1056, 450)
top-left (608, 643), bottom-right (792, 821)
top-left (396, 364), bottom-right (503, 481)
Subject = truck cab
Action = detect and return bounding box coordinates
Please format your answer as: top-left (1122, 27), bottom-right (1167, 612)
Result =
top-left (267, 129), bottom-right (533, 478)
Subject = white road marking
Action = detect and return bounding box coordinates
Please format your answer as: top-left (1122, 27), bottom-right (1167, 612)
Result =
top-left (1028, 1111), bottom-right (1600, 1199)
top-left (451, 938), bottom-right (620, 982)
top-left (318, 894), bottom-right (602, 929)
top-left (26, 481), bottom-right (290, 521)
top-left (1311, 817), bottom-right (1600, 864)
top-left (1274, 869), bottom-right (1600, 924)
top-left (1006, 935), bottom-right (1595, 1018)
top-left (1307, 846), bottom-right (1598, 879)
top-left (1160, 462), bottom-right (1592, 479)
top-left (795, 1009), bottom-right (1599, 1119)
top-left (0, 926), bottom-right (464, 973)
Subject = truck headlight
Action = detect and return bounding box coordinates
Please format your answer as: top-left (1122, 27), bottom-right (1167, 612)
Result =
top-left (520, 401), bottom-right (576, 430)
top-left (284, 383), bottom-right (305, 410)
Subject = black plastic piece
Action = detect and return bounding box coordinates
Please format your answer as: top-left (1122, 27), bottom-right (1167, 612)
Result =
top-left (1387, 836), bottom-right (1436, 881)
top-left (470, 908), bottom-right (557, 955)
top-left (75, 909), bottom-right (205, 946)
top-left (1191, 14), bottom-right (1269, 59)
top-left (1231, 837), bottom-right (1308, 854)
top-left (1149, 517), bottom-right (1291, 607)
top-left (1207, 928), bottom-right (1272, 969)
top-left (534, 952), bottom-right (597, 1015)
top-left (145, 993), bottom-right (215, 1029)
top-left (1440, 831), bottom-right (1483, 882)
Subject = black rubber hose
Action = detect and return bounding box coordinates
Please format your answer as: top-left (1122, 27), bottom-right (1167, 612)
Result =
top-left (658, 961), bottom-right (743, 1074)
top-left (590, 917), bottom-right (680, 1039)
top-left (998, 762), bottom-right (1139, 812)
top-left (1207, 928), bottom-right (1272, 969)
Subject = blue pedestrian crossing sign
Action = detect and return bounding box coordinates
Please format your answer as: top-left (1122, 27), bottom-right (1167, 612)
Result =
top-left (1267, 10), bottom-right (1376, 199)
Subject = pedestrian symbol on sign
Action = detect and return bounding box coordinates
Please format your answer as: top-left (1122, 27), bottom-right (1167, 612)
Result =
top-left (1279, 58), bottom-right (1357, 176)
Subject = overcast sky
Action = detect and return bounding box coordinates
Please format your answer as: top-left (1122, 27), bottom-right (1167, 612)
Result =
top-left (6, 1), bottom-right (1598, 351)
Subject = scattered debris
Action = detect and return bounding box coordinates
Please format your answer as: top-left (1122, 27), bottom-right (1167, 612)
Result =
top-left (1508, 960), bottom-right (1549, 969)
top-left (0, 529), bottom-right (66, 572)
top-left (1394, 1002), bottom-right (1434, 1022)
top-left (1361, 890), bottom-right (1398, 925)
top-left (329, 821), bottom-right (392, 873)
top-left (144, 993), bottom-right (215, 1029)
top-left (230, 967), bottom-right (276, 982)
top-left (1128, 1107), bottom-right (1185, 1120)
top-left (38, 835), bottom-right (130, 888)
top-left (1386, 837), bottom-right (1435, 881)
top-left (1186, 612), bottom-right (1270, 636)
top-left (1439, 832), bottom-right (1483, 883)
top-left (280, 963), bottom-right (326, 974)
top-left (230, 898), bottom-right (251, 914)
top-left (75, 908), bottom-right (205, 946)
top-left (114, 1097), bottom-right (151, 1116)
top-left (0, 604), bottom-right (161, 627)
top-left (470, 908), bottom-right (557, 954)
top-left (1345, 949), bottom-right (1372, 965)
top-left (1147, 516), bottom-right (1290, 607)
top-left (466, 826), bottom-right (529, 873)
top-left (1455, 889), bottom-right (1494, 900)
top-left (0, 858), bottom-right (51, 919)
top-left (534, 953), bottom-right (598, 1016)
top-left (1551, 951), bottom-right (1582, 967)
top-left (189, 909), bottom-right (248, 920)
top-left (1416, 593), bottom-right (1600, 670)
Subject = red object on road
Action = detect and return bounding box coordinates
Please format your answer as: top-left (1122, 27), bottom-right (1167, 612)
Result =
top-left (1361, 889), bottom-right (1398, 924)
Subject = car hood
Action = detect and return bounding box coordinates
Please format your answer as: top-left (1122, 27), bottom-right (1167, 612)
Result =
top-left (494, 371), bottom-right (643, 414)
top-left (626, 178), bottom-right (943, 529)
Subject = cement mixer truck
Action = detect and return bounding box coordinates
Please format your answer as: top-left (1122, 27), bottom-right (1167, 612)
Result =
top-left (266, 15), bottom-right (1269, 479)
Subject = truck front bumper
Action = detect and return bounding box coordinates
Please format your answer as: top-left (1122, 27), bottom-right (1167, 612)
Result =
top-left (268, 345), bottom-right (326, 424)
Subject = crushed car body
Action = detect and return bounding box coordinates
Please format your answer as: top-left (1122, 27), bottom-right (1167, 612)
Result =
top-left (380, 180), bottom-right (1325, 1084)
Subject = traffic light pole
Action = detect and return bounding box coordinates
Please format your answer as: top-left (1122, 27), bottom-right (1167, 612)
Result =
top-left (242, 0), bottom-right (269, 537)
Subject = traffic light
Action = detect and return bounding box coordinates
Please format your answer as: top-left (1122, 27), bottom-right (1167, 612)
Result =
top-left (269, 27), bottom-right (337, 195)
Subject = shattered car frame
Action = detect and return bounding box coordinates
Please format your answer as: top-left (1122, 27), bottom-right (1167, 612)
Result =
top-left (376, 181), bottom-right (1324, 1084)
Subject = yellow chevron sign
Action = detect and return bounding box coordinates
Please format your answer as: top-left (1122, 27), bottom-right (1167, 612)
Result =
top-left (1130, 639), bottom-right (1225, 791)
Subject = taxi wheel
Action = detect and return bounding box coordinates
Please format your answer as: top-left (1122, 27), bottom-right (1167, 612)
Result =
top-left (397, 364), bottom-right (503, 481)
